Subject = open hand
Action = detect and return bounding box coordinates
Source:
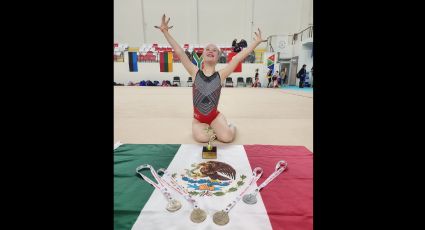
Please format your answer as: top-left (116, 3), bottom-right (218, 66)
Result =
top-left (154, 14), bottom-right (173, 33)
top-left (254, 28), bottom-right (267, 43)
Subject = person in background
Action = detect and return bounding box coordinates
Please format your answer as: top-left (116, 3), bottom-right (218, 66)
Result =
top-left (310, 66), bottom-right (313, 87)
top-left (297, 64), bottom-right (307, 88)
top-left (280, 67), bottom-right (287, 87)
top-left (272, 71), bottom-right (279, 88)
top-left (247, 51), bottom-right (255, 63)
top-left (219, 50), bottom-right (227, 63)
top-left (266, 69), bottom-right (273, 88)
top-left (162, 80), bottom-right (170, 86)
top-left (277, 71), bottom-right (282, 87)
top-left (252, 68), bottom-right (261, 87)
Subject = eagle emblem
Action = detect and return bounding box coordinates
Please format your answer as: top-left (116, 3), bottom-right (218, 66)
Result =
top-left (198, 161), bottom-right (236, 181)
top-left (173, 161), bottom-right (247, 197)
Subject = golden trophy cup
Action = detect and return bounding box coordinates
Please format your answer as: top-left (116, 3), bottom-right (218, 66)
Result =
top-left (202, 127), bottom-right (217, 159)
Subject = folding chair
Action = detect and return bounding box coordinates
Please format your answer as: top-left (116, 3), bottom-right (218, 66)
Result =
top-left (173, 76), bottom-right (181, 86)
top-left (225, 77), bottom-right (233, 87)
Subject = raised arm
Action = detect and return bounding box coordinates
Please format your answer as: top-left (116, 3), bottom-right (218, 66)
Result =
top-left (155, 14), bottom-right (198, 77)
top-left (219, 28), bottom-right (267, 80)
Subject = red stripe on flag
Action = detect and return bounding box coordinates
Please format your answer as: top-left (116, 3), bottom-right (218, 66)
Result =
top-left (227, 52), bottom-right (242, 72)
top-left (244, 145), bottom-right (313, 230)
top-left (159, 52), bottom-right (164, 72)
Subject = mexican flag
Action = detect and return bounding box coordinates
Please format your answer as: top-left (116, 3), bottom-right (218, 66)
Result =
top-left (114, 144), bottom-right (312, 230)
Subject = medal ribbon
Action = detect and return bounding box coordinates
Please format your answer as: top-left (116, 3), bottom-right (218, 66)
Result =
top-left (157, 168), bottom-right (200, 209)
top-left (256, 160), bottom-right (288, 191)
top-left (136, 164), bottom-right (174, 201)
top-left (223, 167), bottom-right (264, 213)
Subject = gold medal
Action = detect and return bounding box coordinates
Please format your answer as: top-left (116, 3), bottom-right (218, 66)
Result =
top-left (166, 199), bottom-right (182, 212)
top-left (213, 210), bottom-right (230, 226)
top-left (190, 208), bottom-right (207, 223)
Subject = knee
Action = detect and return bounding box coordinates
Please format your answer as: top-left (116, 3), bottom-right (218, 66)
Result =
top-left (218, 131), bottom-right (235, 143)
top-left (193, 131), bottom-right (209, 143)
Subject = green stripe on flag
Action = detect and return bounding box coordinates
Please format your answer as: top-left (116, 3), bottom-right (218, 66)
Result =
top-left (114, 144), bottom-right (181, 230)
top-left (267, 59), bottom-right (274, 67)
top-left (192, 52), bottom-right (203, 69)
top-left (163, 52), bottom-right (168, 72)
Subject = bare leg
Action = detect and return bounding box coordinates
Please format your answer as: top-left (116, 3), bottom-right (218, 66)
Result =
top-left (192, 119), bottom-right (210, 143)
top-left (210, 113), bottom-right (236, 143)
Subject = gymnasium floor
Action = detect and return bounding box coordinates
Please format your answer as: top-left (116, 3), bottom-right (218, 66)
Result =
top-left (114, 86), bottom-right (313, 152)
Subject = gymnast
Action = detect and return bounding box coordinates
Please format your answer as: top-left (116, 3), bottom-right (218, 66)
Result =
top-left (155, 14), bottom-right (267, 143)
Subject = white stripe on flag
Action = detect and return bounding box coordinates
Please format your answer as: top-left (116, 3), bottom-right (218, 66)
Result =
top-left (132, 144), bottom-right (273, 230)
top-left (114, 141), bottom-right (123, 150)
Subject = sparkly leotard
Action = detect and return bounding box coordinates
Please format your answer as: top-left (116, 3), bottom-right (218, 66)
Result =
top-left (192, 70), bottom-right (222, 124)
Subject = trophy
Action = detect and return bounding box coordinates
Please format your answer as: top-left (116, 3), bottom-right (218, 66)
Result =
top-left (202, 127), bottom-right (217, 159)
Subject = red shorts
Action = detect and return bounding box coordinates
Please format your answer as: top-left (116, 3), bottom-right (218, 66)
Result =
top-left (193, 107), bottom-right (220, 125)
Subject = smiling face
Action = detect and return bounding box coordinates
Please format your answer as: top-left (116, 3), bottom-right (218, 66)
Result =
top-left (202, 44), bottom-right (220, 65)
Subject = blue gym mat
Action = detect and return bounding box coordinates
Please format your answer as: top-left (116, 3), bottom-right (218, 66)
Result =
top-left (281, 85), bottom-right (313, 92)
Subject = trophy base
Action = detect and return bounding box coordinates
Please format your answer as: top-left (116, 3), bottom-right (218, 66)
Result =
top-left (202, 146), bottom-right (217, 159)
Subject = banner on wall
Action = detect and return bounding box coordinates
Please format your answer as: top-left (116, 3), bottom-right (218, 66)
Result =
top-left (263, 52), bottom-right (277, 74)
top-left (254, 48), bottom-right (265, 63)
top-left (128, 47), bottom-right (139, 52)
top-left (128, 52), bottom-right (138, 72)
top-left (159, 51), bottom-right (173, 72)
top-left (227, 52), bottom-right (242, 72)
top-left (192, 52), bottom-right (203, 69)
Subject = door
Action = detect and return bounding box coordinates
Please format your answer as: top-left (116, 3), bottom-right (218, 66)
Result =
top-left (277, 61), bottom-right (290, 85)
top-left (289, 56), bottom-right (298, 86)
top-left (281, 63), bottom-right (290, 85)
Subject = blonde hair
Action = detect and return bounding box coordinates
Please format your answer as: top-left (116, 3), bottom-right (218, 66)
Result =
top-left (202, 44), bottom-right (221, 61)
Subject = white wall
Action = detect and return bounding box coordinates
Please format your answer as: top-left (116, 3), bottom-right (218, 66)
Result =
top-left (252, 0), bottom-right (303, 36)
top-left (114, 0), bottom-right (313, 46)
top-left (299, 0), bottom-right (313, 30)
top-left (300, 43), bottom-right (313, 70)
top-left (291, 40), bottom-right (312, 68)
top-left (198, 0), bottom-right (247, 44)
top-left (114, 58), bottom-right (268, 86)
top-left (114, 0), bottom-right (144, 45)
top-left (142, 0), bottom-right (197, 44)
